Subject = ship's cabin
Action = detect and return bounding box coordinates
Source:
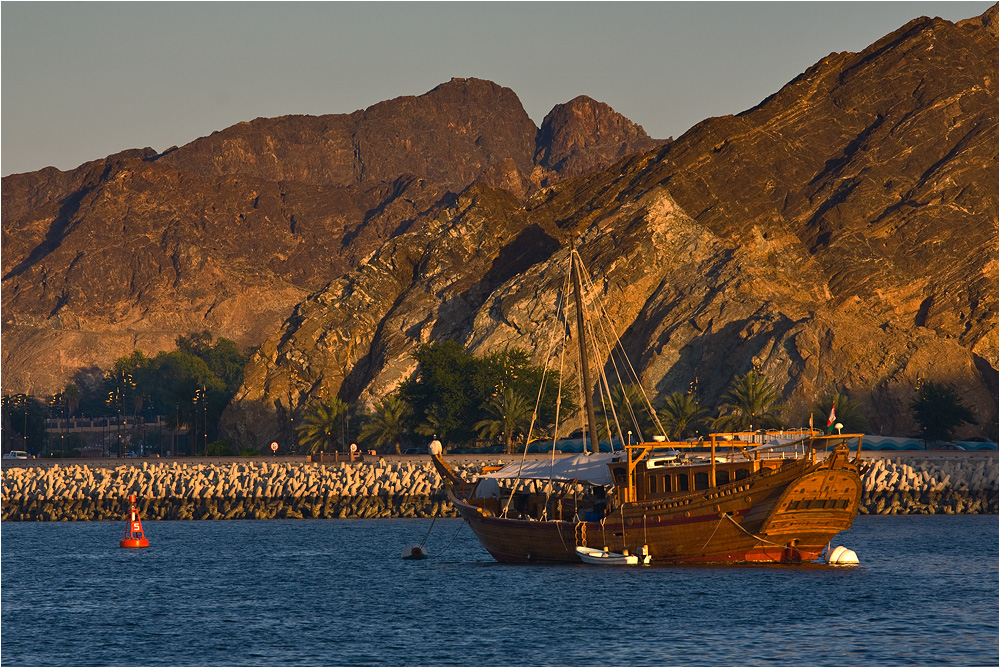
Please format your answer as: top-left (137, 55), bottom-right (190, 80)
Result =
top-left (457, 430), bottom-right (861, 521)
top-left (609, 429), bottom-right (862, 503)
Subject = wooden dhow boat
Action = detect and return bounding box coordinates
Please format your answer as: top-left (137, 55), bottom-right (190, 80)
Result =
top-left (430, 248), bottom-right (863, 564)
top-left (431, 429), bottom-right (863, 564)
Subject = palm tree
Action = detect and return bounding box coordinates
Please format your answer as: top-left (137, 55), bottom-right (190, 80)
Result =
top-left (474, 386), bottom-right (534, 454)
top-left (414, 404), bottom-right (447, 442)
top-left (812, 391), bottom-right (867, 433)
top-left (295, 397), bottom-right (349, 454)
top-left (657, 391), bottom-right (708, 440)
top-left (64, 383), bottom-right (81, 417)
top-left (595, 383), bottom-right (656, 442)
top-left (358, 395), bottom-right (412, 454)
top-left (712, 370), bottom-right (785, 432)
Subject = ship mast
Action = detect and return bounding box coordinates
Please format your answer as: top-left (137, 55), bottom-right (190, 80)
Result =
top-left (571, 249), bottom-right (600, 455)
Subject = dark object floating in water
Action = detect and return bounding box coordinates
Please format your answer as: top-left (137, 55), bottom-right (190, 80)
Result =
top-left (402, 544), bottom-right (428, 560)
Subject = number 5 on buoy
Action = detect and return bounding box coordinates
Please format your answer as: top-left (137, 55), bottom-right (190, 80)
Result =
top-left (120, 494), bottom-right (149, 548)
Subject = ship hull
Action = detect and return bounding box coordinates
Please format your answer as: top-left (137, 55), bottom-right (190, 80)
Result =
top-left (449, 449), bottom-right (862, 565)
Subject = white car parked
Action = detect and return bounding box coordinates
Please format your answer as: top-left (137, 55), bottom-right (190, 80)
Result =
top-left (2, 451), bottom-right (29, 459)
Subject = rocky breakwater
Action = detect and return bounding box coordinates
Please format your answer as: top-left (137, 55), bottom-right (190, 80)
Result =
top-left (0, 460), bottom-right (487, 522)
top-left (860, 456), bottom-right (998, 515)
top-left (2, 455), bottom-right (996, 521)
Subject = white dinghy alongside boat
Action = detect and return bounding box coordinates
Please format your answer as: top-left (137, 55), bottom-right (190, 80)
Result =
top-left (576, 545), bottom-right (650, 566)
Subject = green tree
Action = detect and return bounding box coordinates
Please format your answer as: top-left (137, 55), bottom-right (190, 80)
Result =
top-left (474, 386), bottom-right (534, 453)
top-left (64, 383), bottom-right (81, 417)
top-left (206, 440), bottom-right (234, 456)
top-left (658, 391), bottom-right (708, 440)
top-left (911, 381), bottom-right (976, 447)
top-left (473, 347), bottom-right (570, 437)
top-left (175, 332), bottom-right (252, 394)
top-left (69, 367), bottom-right (110, 418)
top-left (204, 337), bottom-right (252, 393)
top-left (812, 391), bottom-right (868, 433)
top-left (712, 370), bottom-right (785, 432)
top-left (148, 350), bottom-right (226, 453)
top-left (295, 397), bottom-right (349, 453)
top-left (176, 330), bottom-right (214, 358)
top-left (358, 394), bottom-right (412, 454)
top-left (401, 341), bottom-right (570, 447)
top-left (413, 404), bottom-right (448, 442)
top-left (400, 341), bottom-right (479, 444)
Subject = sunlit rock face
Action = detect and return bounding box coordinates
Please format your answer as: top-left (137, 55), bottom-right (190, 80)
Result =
top-left (223, 6), bottom-right (997, 447)
top-left (3, 7), bottom-right (995, 447)
top-left (2, 78), bottom-right (662, 396)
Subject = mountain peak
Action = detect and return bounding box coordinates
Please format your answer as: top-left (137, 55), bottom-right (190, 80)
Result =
top-left (957, 2), bottom-right (998, 35)
top-left (534, 95), bottom-right (665, 178)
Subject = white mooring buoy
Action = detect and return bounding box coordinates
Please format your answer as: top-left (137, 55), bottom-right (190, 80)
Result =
top-left (825, 545), bottom-right (860, 566)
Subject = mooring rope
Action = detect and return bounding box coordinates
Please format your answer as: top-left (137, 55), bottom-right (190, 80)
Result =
top-left (554, 517), bottom-right (572, 553)
top-left (721, 512), bottom-right (824, 561)
top-left (697, 515), bottom-right (725, 556)
top-left (435, 519), bottom-right (466, 559)
top-left (418, 512), bottom-right (438, 549)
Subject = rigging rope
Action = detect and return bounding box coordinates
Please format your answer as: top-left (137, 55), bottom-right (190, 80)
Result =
top-left (588, 300), bottom-right (642, 445)
top-left (576, 263), bottom-right (646, 447)
top-left (503, 266), bottom-right (572, 519)
top-left (579, 293), bottom-right (628, 448)
top-left (578, 264), bottom-right (669, 440)
top-left (544, 272), bottom-right (573, 516)
top-left (553, 514), bottom-right (572, 553)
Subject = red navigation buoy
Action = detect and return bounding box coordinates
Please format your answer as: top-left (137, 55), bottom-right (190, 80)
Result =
top-left (120, 493), bottom-right (149, 548)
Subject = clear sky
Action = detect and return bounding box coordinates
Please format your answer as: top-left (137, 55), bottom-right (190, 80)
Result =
top-left (1, 1), bottom-right (993, 176)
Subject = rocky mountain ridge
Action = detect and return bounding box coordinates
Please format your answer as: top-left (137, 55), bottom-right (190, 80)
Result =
top-left (3, 6), bottom-right (997, 445)
top-left (2, 79), bottom-right (663, 394)
top-left (223, 5), bottom-right (998, 445)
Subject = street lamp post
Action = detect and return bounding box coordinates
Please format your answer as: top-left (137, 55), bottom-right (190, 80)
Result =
top-left (202, 386), bottom-right (208, 454)
top-left (22, 400), bottom-right (26, 450)
top-left (192, 389), bottom-right (202, 456)
top-left (21, 395), bottom-right (29, 452)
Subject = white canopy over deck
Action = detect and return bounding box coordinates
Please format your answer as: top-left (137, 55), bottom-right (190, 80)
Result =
top-left (476, 453), bottom-right (618, 486)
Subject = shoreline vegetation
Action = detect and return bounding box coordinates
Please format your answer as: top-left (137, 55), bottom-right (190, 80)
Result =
top-left (2, 453), bottom-right (996, 521)
top-left (5, 338), bottom-right (990, 465)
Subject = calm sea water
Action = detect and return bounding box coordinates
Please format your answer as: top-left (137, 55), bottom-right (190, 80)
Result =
top-left (1, 515), bottom-right (997, 667)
